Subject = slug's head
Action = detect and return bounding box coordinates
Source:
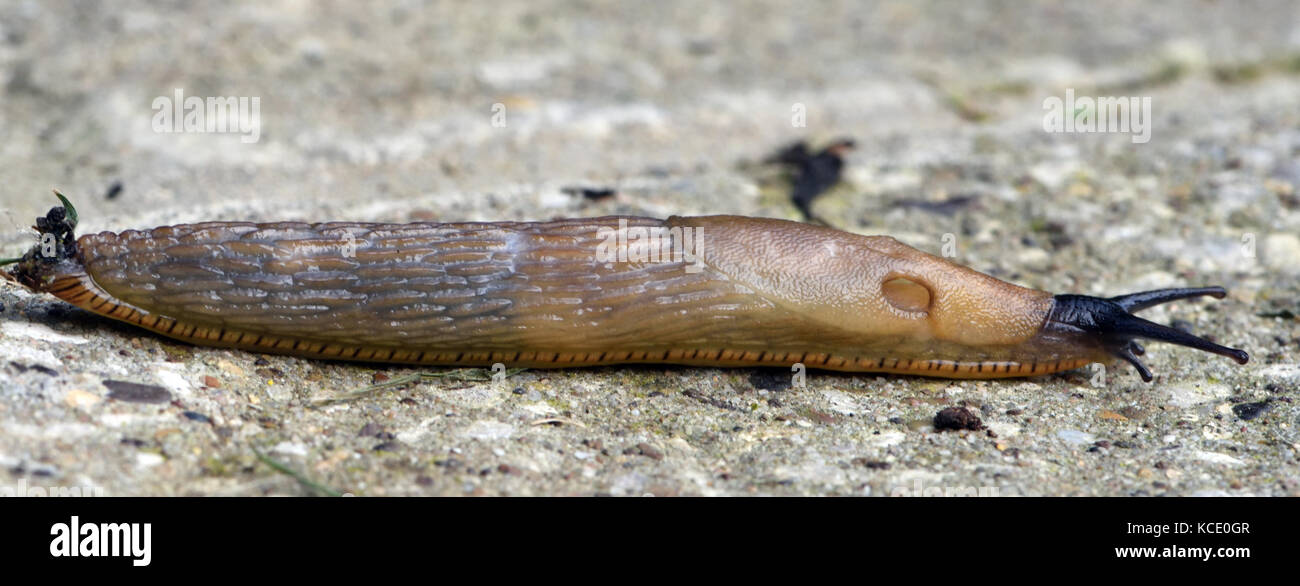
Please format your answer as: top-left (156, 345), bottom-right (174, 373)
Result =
top-left (1044, 287), bottom-right (1249, 382)
top-left (2, 191), bottom-right (81, 290)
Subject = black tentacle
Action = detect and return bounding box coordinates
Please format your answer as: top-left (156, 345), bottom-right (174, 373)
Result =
top-left (1108, 287), bottom-right (1226, 312)
top-left (1046, 289), bottom-right (1248, 382)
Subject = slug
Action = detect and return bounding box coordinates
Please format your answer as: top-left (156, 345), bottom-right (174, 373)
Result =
top-left (4, 194), bottom-right (1248, 382)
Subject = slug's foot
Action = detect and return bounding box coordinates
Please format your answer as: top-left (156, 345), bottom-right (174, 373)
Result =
top-left (1046, 287), bottom-right (1249, 382)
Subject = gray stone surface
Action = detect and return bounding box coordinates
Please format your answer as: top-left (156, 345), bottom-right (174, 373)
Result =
top-left (0, 1), bottom-right (1297, 496)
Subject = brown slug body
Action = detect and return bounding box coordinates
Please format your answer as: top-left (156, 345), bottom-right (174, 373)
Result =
top-left (7, 196), bottom-right (1248, 381)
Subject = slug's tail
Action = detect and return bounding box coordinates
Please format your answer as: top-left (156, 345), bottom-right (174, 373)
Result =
top-left (1046, 288), bottom-right (1249, 382)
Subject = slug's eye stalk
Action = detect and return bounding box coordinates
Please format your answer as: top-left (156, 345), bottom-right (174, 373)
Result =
top-left (1046, 287), bottom-right (1249, 382)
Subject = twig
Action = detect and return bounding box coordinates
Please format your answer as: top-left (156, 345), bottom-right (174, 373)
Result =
top-left (252, 448), bottom-right (345, 497)
top-left (312, 367), bottom-right (528, 406)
